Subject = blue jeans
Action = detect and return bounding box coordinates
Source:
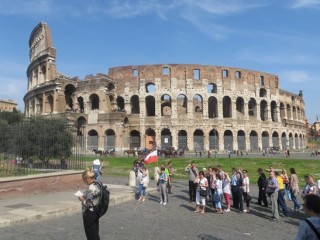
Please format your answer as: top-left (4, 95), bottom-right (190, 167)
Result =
top-left (278, 189), bottom-right (288, 215)
top-left (138, 183), bottom-right (146, 197)
top-left (291, 193), bottom-right (300, 210)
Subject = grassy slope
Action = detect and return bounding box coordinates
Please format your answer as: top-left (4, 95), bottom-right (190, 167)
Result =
top-left (84, 156), bottom-right (320, 187)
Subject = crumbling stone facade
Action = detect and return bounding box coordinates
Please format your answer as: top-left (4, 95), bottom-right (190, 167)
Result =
top-left (24, 22), bottom-right (307, 153)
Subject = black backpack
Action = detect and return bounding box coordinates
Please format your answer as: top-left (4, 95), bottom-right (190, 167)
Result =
top-left (93, 181), bottom-right (110, 217)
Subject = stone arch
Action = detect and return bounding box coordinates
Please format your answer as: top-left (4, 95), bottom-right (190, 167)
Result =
top-left (146, 82), bottom-right (155, 93)
top-left (223, 96), bottom-right (232, 118)
top-left (207, 83), bottom-right (217, 93)
top-left (208, 96), bottom-right (218, 118)
top-left (271, 101), bottom-right (278, 122)
top-left (237, 130), bottom-right (246, 150)
top-left (88, 129), bottom-right (98, 150)
top-left (193, 94), bottom-right (203, 113)
top-left (292, 106), bottom-right (297, 121)
top-left (194, 129), bottom-right (204, 151)
top-left (289, 132), bottom-right (294, 149)
top-left (116, 96), bottom-right (125, 111)
top-left (76, 116), bottom-right (87, 136)
top-left (294, 133), bottom-right (299, 149)
top-left (224, 130), bottom-right (233, 151)
top-left (236, 97), bottom-right (245, 117)
top-left (260, 100), bottom-right (268, 121)
top-left (177, 94), bottom-right (188, 114)
top-left (161, 128), bottom-right (172, 149)
top-left (178, 130), bottom-right (188, 150)
top-left (130, 130), bottom-right (140, 149)
top-left (131, 95), bottom-right (140, 114)
top-left (286, 104), bottom-right (292, 119)
top-left (272, 131), bottom-right (279, 147)
top-left (145, 128), bottom-right (156, 149)
top-left (104, 129), bottom-right (116, 150)
top-left (280, 102), bottom-right (285, 118)
top-left (250, 130), bottom-right (258, 151)
top-left (77, 96), bottom-right (84, 113)
top-left (90, 94), bottom-right (100, 110)
top-left (46, 95), bottom-right (54, 113)
top-left (65, 84), bottom-right (76, 110)
top-left (209, 129), bottom-right (219, 150)
top-left (161, 94), bottom-right (172, 116)
top-left (281, 132), bottom-right (287, 150)
top-left (248, 98), bottom-right (257, 117)
top-left (145, 96), bottom-right (155, 116)
top-left (259, 88), bottom-right (267, 97)
top-left (262, 131), bottom-right (269, 150)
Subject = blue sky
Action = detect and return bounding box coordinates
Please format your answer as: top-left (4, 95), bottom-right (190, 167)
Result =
top-left (0, 0), bottom-right (319, 122)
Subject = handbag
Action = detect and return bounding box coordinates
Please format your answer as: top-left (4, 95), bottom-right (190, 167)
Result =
top-left (244, 193), bottom-right (252, 202)
top-left (200, 188), bottom-right (207, 197)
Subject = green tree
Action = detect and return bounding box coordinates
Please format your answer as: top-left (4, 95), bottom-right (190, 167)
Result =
top-left (15, 117), bottom-right (73, 165)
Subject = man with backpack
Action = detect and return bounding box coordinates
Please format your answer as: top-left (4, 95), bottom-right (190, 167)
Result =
top-left (78, 170), bottom-right (109, 240)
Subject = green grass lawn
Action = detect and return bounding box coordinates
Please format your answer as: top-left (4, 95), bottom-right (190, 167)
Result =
top-left (83, 156), bottom-right (320, 187)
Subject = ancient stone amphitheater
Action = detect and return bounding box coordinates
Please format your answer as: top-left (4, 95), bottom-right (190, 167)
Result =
top-left (24, 22), bottom-right (307, 153)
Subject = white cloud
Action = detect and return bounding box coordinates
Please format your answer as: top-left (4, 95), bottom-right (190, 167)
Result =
top-left (291, 0), bottom-right (320, 8)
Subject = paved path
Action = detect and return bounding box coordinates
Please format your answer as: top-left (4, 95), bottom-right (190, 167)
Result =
top-left (0, 175), bottom-right (306, 240)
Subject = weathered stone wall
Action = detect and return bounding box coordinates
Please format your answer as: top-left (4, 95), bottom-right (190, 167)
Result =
top-left (0, 171), bottom-right (82, 199)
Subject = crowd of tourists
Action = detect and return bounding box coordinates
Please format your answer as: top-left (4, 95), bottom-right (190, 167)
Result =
top-left (132, 159), bottom-right (320, 239)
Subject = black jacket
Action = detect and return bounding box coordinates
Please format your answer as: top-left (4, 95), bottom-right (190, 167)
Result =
top-left (257, 173), bottom-right (267, 189)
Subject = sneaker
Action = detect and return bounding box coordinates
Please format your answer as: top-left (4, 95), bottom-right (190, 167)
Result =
top-left (298, 207), bottom-right (303, 211)
top-left (224, 209), bottom-right (231, 213)
top-left (163, 202), bottom-right (167, 206)
top-left (243, 209), bottom-right (248, 213)
top-left (160, 201), bottom-right (163, 205)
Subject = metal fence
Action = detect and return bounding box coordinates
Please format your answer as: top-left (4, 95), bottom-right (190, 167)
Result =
top-left (0, 119), bottom-right (85, 177)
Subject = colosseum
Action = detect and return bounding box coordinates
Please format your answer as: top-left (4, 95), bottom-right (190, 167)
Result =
top-left (23, 22), bottom-right (307, 153)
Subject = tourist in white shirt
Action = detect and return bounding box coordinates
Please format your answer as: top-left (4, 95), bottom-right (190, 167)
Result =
top-left (242, 170), bottom-right (251, 212)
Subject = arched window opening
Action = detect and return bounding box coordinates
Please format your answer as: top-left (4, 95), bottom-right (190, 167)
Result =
top-left (260, 100), bottom-right (268, 121)
top-left (271, 101), bottom-right (278, 122)
top-left (209, 129), bottom-right (219, 151)
top-left (161, 94), bottom-right (172, 116)
top-left (146, 83), bottom-right (155, 93)
top-left (223, 96), bottom-right (232, 118)
top-left (194, 129), bottom-right (204, 151)
top-left (236, 97), bottom-right (245, 117)
top-left (105, 129), bottom-right (115, 151)
top-left (129, 130), bottom-right (140, 149)
top-left (207, 83), bottom-right (217, 93)
top-left (177, 94), bottom-right (188, 114)
top-left (131, 95), bottom-right (140, 114)
top-left (224, 130), bottom-right (233, 151)
top-left (146, 128), bottom-right (156, 150)
top-left (90, 94), bottom-right (100, 110)
top-left (178, 130), bottom-right (188, 150)
top-left (250, 131), bottom-right (258, 151)
top-left (208, 96), bottom-right (218, 118)
top-left (116, 96), bottom-right (125, 111)
top-left (237, 130), bottom-right (246, 150)
top-left (161, 128), bottom-right (172, 149)
top-left (65, 84), bottom-right (76, 110)
top-left (145, 96), bottom-right (155, 116)
top-left (259, 88), bottom-right (267, 97)
top-left (88, 130), bottom-right (98, 150)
